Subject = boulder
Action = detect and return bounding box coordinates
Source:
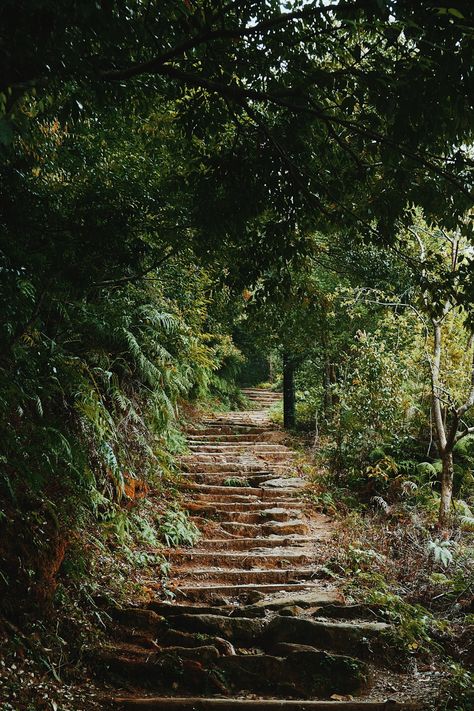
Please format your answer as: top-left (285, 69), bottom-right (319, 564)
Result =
top-left (264, 616), bottom-right (391, 659)
top-left (166, 613), bottom-right (267, 645)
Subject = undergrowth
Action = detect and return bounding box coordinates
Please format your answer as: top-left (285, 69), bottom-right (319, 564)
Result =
top-left (305, 460), bottom-right (474, 711)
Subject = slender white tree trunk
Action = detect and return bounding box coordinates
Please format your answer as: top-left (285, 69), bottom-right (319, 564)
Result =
top-left (439, 450), bottom-right (454, 527)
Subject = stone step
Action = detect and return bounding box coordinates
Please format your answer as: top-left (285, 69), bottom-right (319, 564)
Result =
top-left (243, 394), bottom-right (281, 399)
top-left (191, 537), bottom-right (314, 551)
top-left (263, 616), bottom-right (392, 660)
top-left (183, 448), bottom-right (290, 456)
top-left (181, 470), bottom-right (274, 478)
top-left (182, 453), bottom-right (295, 461)
top-left (149, 588), bottom-right (343, 617)
top-left (186, 443), bottom-right (289, 448)
top-left (180, 472), bottom-right (284, 484)
top-left (242, 394), bottom-right (281, 398)
top-left (166, 551), bottom-right (314, 568)
top-left (186, 506), bottom-right (300, 523)
top-left (223, 519), bottom-right (309, 534)
top-left (174, 582), bottom-right (337, 602)
top-left (192, 501), bottom-right (298, 512)
top-left (186, 504), bottom-right (304, 527)
top-left (183, 483), bottom-right (297, 497)
top-left (186, 449), bottom-right (293, 457)
top-left (105, 646), bottom-right (367, 698)
top-left (182, 454), bottom-right (292, 462)
top-left (189, 491), bottom-right (288, 503)
top-left (243, 400), bottom-right (281, 404)
top-left (187, 442), bottom-right (288, 449)
top-left (206, 423), bottom-right (273, 427)
top-left (218, 520), bottom-right (309, 536)
top-left (185, 429), bottom-right (272, 437)
top-left (187, 510), bottom-right (299, 525)
top-left (112, 699), bottom-right (422, 710)
top-left (162, 613), bottom-right (392, 660)
top-left (171, 568), bottom-right (315, 584)
top-left (187, 434), bottom-right (265, 442)
top-left (244, 392), bottom-right (283, 405)
top-left (262, 477), bottom-right (306, 489)
top-left (217, 651), bottom-right (366, 695)
top-left (183, 462), bottom-right (282, 473)
top-left (148, 602), bottom-right (234, 617)
top-left (244, 401), bottom-right (280, 405)
top-left (198, 426), bottom-right (274, 432)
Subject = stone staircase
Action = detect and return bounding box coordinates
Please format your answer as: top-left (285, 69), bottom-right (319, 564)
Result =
top-left (102, 388), bottom-right (426, 710)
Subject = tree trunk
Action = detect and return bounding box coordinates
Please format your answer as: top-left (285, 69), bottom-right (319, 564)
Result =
top-left (283, 352), bottom-right (296, 429)
top-left (439, 450), bottom-right (454, 527)
top-left (323, 358), bottom-right (333, 415)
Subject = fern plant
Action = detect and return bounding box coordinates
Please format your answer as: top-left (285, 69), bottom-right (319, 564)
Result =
top-left (427, 538), bottom-right (454, 568)
top-left (158, 507), bottom-right (200, 548)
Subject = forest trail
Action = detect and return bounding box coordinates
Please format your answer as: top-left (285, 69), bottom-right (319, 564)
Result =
top-left (103, 390), bottom-right (425, 710)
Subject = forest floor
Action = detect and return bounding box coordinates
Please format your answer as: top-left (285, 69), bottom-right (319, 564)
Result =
top-left (1, 390), bottom-right (470, 710)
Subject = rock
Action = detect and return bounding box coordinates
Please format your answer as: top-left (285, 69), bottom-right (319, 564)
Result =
top-left (244, 589), bottom-right (343, 612)
top-left (167, 614), bottom-right (267, 645)
top-left (109, 608), bottom-right (164, 631)
top-left (217, 654), bottom-right (291, 694)
top-left (95, 644), bottom-right (221, 682)
top-left (156, 645), bottom-right (221, 664)
top-left (262, 520), bottom-right (309, 535)
top-left (264, 616), bottom-right (391, 659)
top-left (243, 590), bottom-right (266, 604)
top-left (216, 649), bottom-right (368, 696)
top-left (311, 603), bottom-right (388, 621)
top-left (208, 595), bottom-right (230, 607)
top-left (272, 642), bottom-right (321, 655)
top-left (277, 606), bottom-right (303, 617)
top-left (214, 636), bottom-right (236, 656)
top-left (157, 628), bottom-right (234, 655)
top-left (149, 602), bottom-right (231, 617)
top-left (284, 648), bottom-right (368, 695)
top-left (263, 478), bottom-right (304, 489)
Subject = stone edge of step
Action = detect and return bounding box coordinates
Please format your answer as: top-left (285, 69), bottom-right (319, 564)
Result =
top-left (110, 697), bottom-right (424, 710)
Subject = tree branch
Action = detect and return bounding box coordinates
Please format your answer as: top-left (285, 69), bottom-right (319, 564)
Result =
top-left (134, 64), bottom-right (474, 201)
top-left (92, 247), bottom-right (177, 288)
top-left (101, 1), bottom-right (374, 81)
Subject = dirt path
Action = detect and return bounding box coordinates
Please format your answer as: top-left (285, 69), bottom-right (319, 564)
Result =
top-left (101, 390), bottom-right (425, 710)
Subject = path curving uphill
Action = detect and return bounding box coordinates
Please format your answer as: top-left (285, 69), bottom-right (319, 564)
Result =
top-left (103, 389), bottom-right (426, 710)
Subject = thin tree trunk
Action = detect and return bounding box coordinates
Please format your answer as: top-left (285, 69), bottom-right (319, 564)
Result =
top-left (283, 352), bottom-right (296, 429)
top-left (323, 359), bottom-right (333, 415)
top-left (269, 356), bottom-right (274, 383)
top-left (439, 450), bottom-right (454, 527)
top-left (313, 411), bottom-right (320, 450)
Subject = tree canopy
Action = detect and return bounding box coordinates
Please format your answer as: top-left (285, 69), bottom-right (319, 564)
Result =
top-left (2, 1), bottom-right (474, 252)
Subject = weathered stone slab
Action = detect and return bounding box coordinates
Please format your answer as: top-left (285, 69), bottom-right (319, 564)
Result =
top-left (244, 589), bottom-right (343, 612)
top-left (264, 616), bottom-right (392, 659)
top-left (165, 613), bottom-right (267, 644)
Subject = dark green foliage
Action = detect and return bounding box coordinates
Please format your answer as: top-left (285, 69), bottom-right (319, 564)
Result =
top-left (0, 104), bottom-right (247, 608)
